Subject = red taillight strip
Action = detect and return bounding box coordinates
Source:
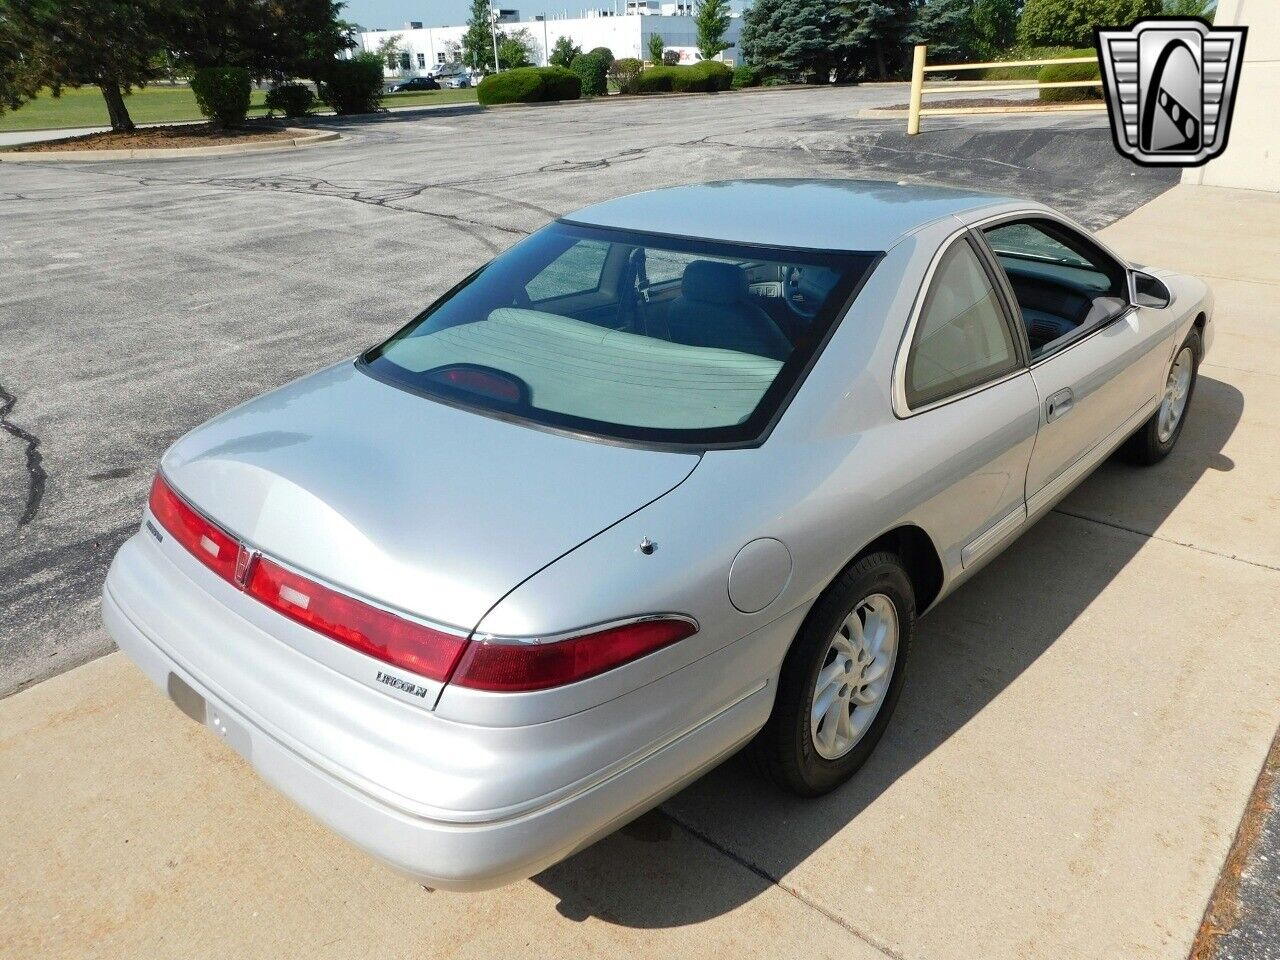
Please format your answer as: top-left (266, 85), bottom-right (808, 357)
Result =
top-left (149, 474), bottom-right (241, 583)
top-left (451, 616), bottom-right (699, 692)
top-left (245, 557), bottom-right (470, 684)
top-left (148, 473), bottom-right (698, 691)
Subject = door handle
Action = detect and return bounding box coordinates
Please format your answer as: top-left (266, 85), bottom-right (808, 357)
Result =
top-left (1045, 388), bottom-right (1074, 423)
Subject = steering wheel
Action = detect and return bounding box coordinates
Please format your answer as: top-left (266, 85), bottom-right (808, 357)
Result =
top-left (783, 266), bottom-right (820, 322)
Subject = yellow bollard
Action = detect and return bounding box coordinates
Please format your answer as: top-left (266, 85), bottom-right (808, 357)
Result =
top-left (907, 44), bottom-right (926, 136)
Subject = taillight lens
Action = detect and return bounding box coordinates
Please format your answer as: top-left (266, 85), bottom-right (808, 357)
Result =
top-left (148, 473), bottom-right (240, 583)
top-left (246, 557), bottom-right (469, 683)
top-left (452, 618), bottom-right (698, 692)
top-left (148, 474), bottom-right (694, 691)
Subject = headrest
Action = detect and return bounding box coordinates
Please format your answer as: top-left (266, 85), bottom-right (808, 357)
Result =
top-left (682, 260), bottom-right (746, 306)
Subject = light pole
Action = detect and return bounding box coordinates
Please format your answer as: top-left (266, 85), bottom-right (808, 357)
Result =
top-left (489, 5), bottom-right (502, 72)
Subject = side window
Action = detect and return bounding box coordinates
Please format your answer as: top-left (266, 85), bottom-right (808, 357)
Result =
top-left (906, 239), bottom-right (1020, 409)
top-left (524, 239), bottom-right (610, 303)
top-left (983, 219), bottom-right (1128, 358)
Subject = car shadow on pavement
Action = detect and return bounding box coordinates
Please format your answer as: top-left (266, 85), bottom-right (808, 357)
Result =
top-left (532, 372), bottom-right (1244, 927)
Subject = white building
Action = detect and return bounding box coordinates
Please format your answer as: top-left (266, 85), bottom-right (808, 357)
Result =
top-left (358, 8), bottom-right (741, 77)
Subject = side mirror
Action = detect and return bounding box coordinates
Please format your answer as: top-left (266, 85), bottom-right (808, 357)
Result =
top-left (1131, 269), bottom-right (1171, 309)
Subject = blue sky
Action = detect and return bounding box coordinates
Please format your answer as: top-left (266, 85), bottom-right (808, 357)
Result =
top-left (342, 0), bottom-right (740, 30)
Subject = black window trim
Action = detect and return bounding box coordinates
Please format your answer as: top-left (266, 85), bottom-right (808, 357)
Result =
top-left (972, 212), bottom-right (1136, 366)
top-left (896, 230), bottom-right (1028, 416)
top-left (357, 221), bottom-right (885, 453)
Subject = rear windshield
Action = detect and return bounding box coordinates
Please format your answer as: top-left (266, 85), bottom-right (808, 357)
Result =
top-left (361, 221), bottom-right (877, 446)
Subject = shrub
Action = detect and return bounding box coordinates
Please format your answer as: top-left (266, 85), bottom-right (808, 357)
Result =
top-left (732, 64), bottom-right (762, 88)
top-left (190, 67), bottom-right (251, 128)
top-left (264, 83), bottom-right (316, 118)
top-left (587, 46), bottom-right (615, 70)
top-left (691, 59), bottom-right (732, 91)
top-left (625, 63), bottom-right (728, 94)
top-left (476, 66), bottom-right (582, 105)
top-left (662, 50), bottom-right (681, 66)
top-left (570, 52), bottom-right (609, 96)
top-left (610, 57), bottom-right (644, 94)
top-left (319, 52), bottom-right (385, 115)
top-left (1037, 51), bottom-right (1101, 102)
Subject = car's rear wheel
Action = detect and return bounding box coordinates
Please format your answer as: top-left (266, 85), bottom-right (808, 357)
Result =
top-left (753, 551), bottom-right (914, 797)
top-left (1120, 327), bottom-right (1201, 465)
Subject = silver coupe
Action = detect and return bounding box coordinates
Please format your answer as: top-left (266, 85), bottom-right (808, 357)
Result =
top-left (103, 180), bottom-right (1212, 889)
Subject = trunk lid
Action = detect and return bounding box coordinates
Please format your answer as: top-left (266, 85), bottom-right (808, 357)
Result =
top-left (162, 362), bottom-right (699, 632)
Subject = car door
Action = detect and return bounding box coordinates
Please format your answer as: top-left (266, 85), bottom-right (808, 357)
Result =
top-left (896, 230), bottom-right (1040, 570)
top-left (976, 216), bottom-right (1171, 513)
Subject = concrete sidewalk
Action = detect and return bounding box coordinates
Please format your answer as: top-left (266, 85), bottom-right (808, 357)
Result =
top-left (2, 183), bottom-right (1278, 960)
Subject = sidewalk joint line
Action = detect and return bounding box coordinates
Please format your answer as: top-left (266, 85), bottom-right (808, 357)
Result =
top-left (1051, 507), bottom-right (1280, 573)
top-left (658, 806), bottom-right (906, 960)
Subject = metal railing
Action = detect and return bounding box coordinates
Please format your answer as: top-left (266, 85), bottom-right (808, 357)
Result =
top-left (906, 44), bottom-right (1105, 135)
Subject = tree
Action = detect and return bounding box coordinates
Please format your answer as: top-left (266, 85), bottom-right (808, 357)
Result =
top-left (550, 35), bottom-right (582, 68)
top-left (1018, 0), bottom-right (1163, 48)
top-left (836, 0), bottom-right (914, 80)
top-left (909, 0), bottom-right (978, 65)
top-left (376, 33), bottom-right (403, 71)
top-left (1163, 0), bottom-right (1216, 15)
top-left (497, 28), bottom-right (537, 69)
top-left (0, 0), bottom-right (168, 131)
top-left (695, 0), bottom-right (732, 61)
top-left (462, 0), bottom-right (496, 72)
top-left (647, 32), bottom-right (665, 65)
top-left (164, 0), bottom-right (353, 81)
top-left (740, 0), bottom-right (832, 83)
top-left (972, 0), bottom-right (1017, 57)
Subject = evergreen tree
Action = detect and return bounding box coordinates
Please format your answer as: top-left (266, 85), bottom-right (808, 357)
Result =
top-left (740, 0), bottom-right (832, 83)
top-left (695, 0), bottom-right (732, 61)
top-left (837, 0), bottom-right (914, 80)
top-left (910, 0), bottom-right (978, 64)
top-left (549, 35), bottom-right (582, 68)
top-left (462, 0), bottom-right (496, 72)
top-left (647, 32), bottom-right (665, 64)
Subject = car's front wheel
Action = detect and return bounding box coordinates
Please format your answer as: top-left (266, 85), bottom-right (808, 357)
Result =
top-left (753, 551), bottom-right (915, 797)
top-left (1120, 326), bottom-right (1201, 465)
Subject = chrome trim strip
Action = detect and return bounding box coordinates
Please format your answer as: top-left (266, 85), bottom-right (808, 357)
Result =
top-left (474, 613), bottom-right (701, 646)
top-left (961, 502), bottom-right (1028, 568)
top-left (1026, 397), bottom-right (1156, 516)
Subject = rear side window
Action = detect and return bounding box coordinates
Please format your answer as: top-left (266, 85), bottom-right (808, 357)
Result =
top-left (905, 239), bottom-right (1019, 409)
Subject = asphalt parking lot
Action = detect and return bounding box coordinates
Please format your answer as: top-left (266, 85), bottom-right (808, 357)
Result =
top-left (3, 87), bottom-right (1278, 959)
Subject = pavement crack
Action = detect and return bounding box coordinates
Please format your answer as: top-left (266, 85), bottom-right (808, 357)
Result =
top-left (657, 806), bottom-right (906, 960)
top-left (1051, 507), bottom-right (1280, 573)
top-left (0, 381), bottom-right (46, 527)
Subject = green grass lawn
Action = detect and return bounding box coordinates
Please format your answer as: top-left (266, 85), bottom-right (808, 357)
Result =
top-left (382, 88), bottom-right (478, 109)
top-left (0, 84), bottom-right (478, 132)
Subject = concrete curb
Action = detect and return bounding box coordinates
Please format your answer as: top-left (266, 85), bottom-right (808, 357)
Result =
top-left (0, 128), bottom-right (340, 162)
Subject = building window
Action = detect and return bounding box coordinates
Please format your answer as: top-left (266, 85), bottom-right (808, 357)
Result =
top-left (437, 52), bottom-right (447, 64)
top-left (399, 52), bottom-right (411, 70)
top-left (417, 53), bottom-right (426, 69)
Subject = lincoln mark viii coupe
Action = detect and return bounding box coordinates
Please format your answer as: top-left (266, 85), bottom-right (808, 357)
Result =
top-left (104, 180), bottom-right (1211, 889)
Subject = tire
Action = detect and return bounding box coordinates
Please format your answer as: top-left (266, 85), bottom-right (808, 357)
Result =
top-left (752, 551), bottom-right (915, 797)
top-left (1119, 327), bottom-right (1201, 465)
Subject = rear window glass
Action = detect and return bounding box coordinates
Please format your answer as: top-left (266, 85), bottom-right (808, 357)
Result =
top-left (361, 221), bottom-right (877, 446)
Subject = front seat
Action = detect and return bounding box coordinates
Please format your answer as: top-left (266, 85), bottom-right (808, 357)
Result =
top-left (665, 260), bottom-right (792, 361)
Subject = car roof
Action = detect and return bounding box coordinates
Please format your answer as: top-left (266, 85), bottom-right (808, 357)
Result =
top-left (563, 179), bottom-right (1022, 252)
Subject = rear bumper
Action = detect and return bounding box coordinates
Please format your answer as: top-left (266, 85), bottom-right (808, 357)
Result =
top-left (102, 533), bottom-right (775, 890)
